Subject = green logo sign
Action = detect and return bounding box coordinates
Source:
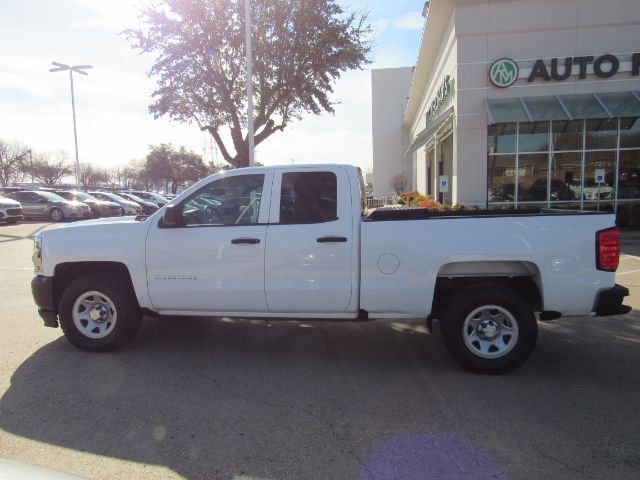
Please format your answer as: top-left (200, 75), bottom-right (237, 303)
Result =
top-left (489, 58), bottom-right (519, 87)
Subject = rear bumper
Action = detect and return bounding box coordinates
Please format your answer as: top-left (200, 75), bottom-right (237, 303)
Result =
top-left (31, 275), bottom-right (58, 327)
top-left (594, 284), bottom-right (631, 316)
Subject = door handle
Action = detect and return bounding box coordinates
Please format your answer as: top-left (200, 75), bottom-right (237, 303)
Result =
top-left (317, 236), bottom-right (348, 243)
top-left (231, 238), bottom-right (260, 244)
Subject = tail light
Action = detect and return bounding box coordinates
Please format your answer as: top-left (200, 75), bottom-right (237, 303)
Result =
top-left (596, 227), bottom-right (620, 272)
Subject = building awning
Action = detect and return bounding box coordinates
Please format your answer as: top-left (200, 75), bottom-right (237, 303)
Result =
top-left (485, 91), bottom-right (640, 124)
top-left (405, 106), bottom-right (454, 156)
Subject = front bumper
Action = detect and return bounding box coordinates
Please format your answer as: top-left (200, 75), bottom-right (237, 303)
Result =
top-left (31, 275), bottom-right (58, 327)
top-left (594, 284), bottom-right (631, 316)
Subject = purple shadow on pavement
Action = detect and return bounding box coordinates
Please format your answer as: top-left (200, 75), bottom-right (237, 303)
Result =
top-left (362, 434), bottom-right (506, 480)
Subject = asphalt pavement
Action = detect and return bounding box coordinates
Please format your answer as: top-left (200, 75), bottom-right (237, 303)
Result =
top-left (0, 221), bottom-right (639, 480)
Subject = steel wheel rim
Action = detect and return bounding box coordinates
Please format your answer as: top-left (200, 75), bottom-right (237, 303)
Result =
top-left (51, 209), bottom-right (63, 221)
top-left (72, 290), bottom-right (118, 339)
top-left (462, 304), bottom-right (519, 359)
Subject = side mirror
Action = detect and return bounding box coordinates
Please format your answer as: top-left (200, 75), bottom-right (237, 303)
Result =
top-left (163, 204), bottom-right (179, 227)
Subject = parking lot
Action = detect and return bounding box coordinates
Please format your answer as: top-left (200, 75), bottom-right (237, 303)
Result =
top-left (0, 221), bottom-right (639, 480)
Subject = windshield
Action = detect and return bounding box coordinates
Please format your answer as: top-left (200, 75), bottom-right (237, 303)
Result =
top-left (123, 193), bottom-right (145, 202)
top-left (38, 192), bottom-right (67, 202)
top-left (101, 192), bottom-right (126, 202)
top-left (73, 192), bottom-right (95, 201)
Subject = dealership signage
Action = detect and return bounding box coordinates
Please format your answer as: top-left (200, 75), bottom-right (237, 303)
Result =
top-left (426, 75), bottom-right (453, 122)
top-left (489, 53), bottom-right (640, 87)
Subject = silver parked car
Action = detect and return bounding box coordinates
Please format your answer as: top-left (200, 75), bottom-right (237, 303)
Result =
top-left (89, 191), bottom-right (142, 216)
top-left (55, 191), bottom-right (122, 218)
top-left (126, 190), bottom-right (168, 207)
top-left (6, 191), bottom-right (91, 221)
top-left (0, 194), bottom-right (23, 223)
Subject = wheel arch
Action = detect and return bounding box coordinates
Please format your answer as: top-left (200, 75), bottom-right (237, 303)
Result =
top-left (431, 261), bottom-right (543, 319)
top-left (53, 262), bottom-right (139, 311)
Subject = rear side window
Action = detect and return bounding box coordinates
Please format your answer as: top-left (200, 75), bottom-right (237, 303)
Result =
top-left (279, 172), bottom-right (337, 224)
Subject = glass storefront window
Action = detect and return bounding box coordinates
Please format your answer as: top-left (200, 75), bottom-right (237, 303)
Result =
top-left (585, 118), bottom-right (617, 150)
top-left (584, 151), bottom-right (616, 201)
top-left (550, 152), bottom-right (581, 201)
top-left (518, 153), bottom-right (549, 201)
top-left (552, 120), bottom-right (583, 151)
top-left (518, 122), bottom-right (549, 153)
top-left (487, 123), bottom-right (516, 154)
top-left (618, 150), bottom-right (640, 199)
top-left (620, 117), bottom-right (640, 149)
top-left (487, 155), bottom-right (516, 202)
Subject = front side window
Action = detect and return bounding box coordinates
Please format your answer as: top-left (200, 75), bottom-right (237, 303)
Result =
top-left (279, 172), bottom-right (337, 224)
top-left (182, 174), bottom-right (264, 226)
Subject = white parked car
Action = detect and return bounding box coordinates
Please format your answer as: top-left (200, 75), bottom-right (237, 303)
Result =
top-left (568, 179), bottom-right (614, 200)
top-left (0, 194), bottom-right (22, 223)
top-left (30, 165), bottom-right (629, 373)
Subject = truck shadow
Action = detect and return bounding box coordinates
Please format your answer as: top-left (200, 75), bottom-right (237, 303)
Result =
top-left (1, 314), bottom-right (639, 479)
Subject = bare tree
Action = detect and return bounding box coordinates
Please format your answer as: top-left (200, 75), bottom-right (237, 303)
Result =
top-left (390, 172), bottom-right (409, 195)
top-left (26, 152), bottom-right (73, 187)
top-left (0, 140), bottom-right (28, 186)
top-left (78, 163), bottom-right (110, 191)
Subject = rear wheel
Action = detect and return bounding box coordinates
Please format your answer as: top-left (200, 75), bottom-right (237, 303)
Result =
top-left (50, 208), bottom-right (64, 222)
top-left (59, 272), bottom-right (142, 352)
top-left (440, 283), bottom-right (538, 374)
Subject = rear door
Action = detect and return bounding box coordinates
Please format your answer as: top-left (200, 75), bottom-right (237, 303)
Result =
top-left (264, 167), bottom-right (354, 313)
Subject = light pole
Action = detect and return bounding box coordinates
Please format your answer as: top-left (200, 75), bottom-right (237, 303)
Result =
top-left (244, 0), bottom-right (254, 167)
top-left (49, 62), bottom-right (92, 187)
top-left (27, 149), bottom-right (33, 184)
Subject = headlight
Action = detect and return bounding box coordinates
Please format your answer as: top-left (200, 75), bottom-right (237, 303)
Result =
top-left (33, 236), bottom-right (42, 273)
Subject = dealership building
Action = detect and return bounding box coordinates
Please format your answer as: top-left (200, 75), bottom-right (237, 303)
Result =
top-left (372, 0), bottom-right (640, 223)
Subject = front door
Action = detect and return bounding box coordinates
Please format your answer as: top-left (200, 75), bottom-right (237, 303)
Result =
top-left (146, 171), bottom-right (272, 313)
top-left (265, 168), bottom-right (354, 313)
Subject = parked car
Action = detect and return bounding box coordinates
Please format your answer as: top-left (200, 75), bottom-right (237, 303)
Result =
top-left (55, 191), bottom-right (122, 218)
top-left (568, 179), bottom-right (614, 200)
top-left (88, 192), bottom-right (141, 216)
top-left (31, 164), bottom-right (629, 374)
top-left (126, 190), bottom-right (168, 207)
top-left (117, 192), bottom-right (159, 215)
top-left (6, 191), bottom-right (90, 221)
top-left (0, 194), bottom-right (23, 223)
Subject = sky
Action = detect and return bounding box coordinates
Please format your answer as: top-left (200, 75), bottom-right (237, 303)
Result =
top-left (0, 0), bottom-right (424, 172)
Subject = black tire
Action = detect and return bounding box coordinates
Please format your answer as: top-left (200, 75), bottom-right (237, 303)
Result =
top-left (58, 272), bottom-right (142, 352)
top-left (50, 207), bottom-right (64, 222)
top-left (440, 283), bottom-right (538, 374)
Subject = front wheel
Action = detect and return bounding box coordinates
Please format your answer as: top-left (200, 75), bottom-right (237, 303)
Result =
top-left (58, 273), bottom-right (142, 352)
top-left (440, 284), bottom-right (538, 374)
top-left (50, 207), bottom-right (64, 222)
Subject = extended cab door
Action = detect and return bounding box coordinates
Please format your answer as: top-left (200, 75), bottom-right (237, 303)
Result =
top-left (264, 167), bottom-right (354, 313)
top-left (145, 170), bottom-right (272, 313)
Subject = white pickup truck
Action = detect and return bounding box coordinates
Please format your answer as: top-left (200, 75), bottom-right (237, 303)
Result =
top-left (31, 164), bottom-right (629, 373)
